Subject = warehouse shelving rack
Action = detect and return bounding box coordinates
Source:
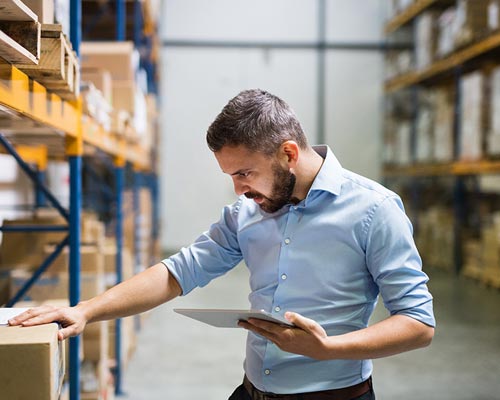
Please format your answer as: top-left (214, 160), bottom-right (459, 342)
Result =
top-left (0, 0), bottom-right (159, 399)
top-left (383, 1), bottom-right (500, 275)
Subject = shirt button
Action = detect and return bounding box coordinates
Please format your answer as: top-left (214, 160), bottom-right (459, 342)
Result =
top-left (264, 369), bottom-right (271, 375)
top-left (274, 306), bottom-right (281, 312)
top-left (281, 274), bottom-right (287, 280)
top-left (284, 238), bottom-right (291, 245)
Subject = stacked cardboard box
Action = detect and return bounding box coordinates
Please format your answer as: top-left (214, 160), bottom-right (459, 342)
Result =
top-left (416, 207), bottom-right (455, 271)
top-left (0, 322), bottom-right (64, 400)
top-left (488, 65), bottom-right (500, 155)
top-left (434, 86), bottom-right (455, 162)
top-left (80, 41), bottom-right (149, 146)
top-left (459, 71), bottom-right (487, 161)
top-left (415, 11), bottom-right (439, 70)
top-left (454, 0), bottom-right (490, 48)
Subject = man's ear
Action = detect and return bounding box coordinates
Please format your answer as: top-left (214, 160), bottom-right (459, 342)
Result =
top-left (280, 141), bottom-right (299, 166)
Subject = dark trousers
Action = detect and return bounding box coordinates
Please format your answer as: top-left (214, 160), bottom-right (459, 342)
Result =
top-left (228, 380), bottom-right (375, 400)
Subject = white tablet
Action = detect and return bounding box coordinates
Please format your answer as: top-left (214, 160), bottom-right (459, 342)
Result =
top-left (174, 308), bottom-right (294, 328)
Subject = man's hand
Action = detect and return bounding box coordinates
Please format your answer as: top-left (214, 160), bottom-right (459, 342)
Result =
top-left (8, 304), bottom-right (88, 341)
top-left (238, 311), bottom-right (330, 360)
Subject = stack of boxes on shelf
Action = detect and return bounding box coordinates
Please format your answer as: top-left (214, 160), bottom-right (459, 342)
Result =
top-left (80, 41), bottom-right (157, 152)
top-left (385, 1), bottom-right (500, 287)
top-left (385, 0), bottom-right (500, 166)
top-left (0, 210), bottom-right (140, 399)
top-left (462, 208), bottom-right (500, 287)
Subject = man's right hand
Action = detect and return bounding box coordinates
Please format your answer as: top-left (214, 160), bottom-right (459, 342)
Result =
top-left (8, 304), bottom-right (88, 341)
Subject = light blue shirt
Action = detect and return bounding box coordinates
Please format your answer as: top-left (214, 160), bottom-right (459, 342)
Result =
top-left (163, 145), bottom-right (435, 394)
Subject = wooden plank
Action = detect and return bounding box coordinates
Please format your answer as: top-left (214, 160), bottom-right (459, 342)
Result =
top-left (0, 0), bottom-right (38, 22)
top-left (0, 28), bottom-right (37, 63)
top-left (385, 0), bottom-right (437, 34)
top-left (15, 24), bottom-right (80, 100)
top-left (0, 20), bottom-right (40, 59)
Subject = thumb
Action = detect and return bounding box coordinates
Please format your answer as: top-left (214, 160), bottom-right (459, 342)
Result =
top-left (285, 312), bottom-right (327, 337)
top-left (285, 311), bottom-right (315, 331)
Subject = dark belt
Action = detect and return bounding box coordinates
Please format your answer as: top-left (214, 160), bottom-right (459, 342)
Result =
top-left (243, 376), bottom-right (371, 400)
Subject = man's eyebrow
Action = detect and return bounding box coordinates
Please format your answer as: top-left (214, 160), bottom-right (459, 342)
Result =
top-left (229, 169), bottom-right (249, 176)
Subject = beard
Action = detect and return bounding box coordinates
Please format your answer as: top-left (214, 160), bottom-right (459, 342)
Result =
top-left (245, 162), bottom-right (297, 213)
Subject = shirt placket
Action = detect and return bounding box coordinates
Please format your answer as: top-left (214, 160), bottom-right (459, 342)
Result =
top-left (261, 206), bottom-right (299, 383)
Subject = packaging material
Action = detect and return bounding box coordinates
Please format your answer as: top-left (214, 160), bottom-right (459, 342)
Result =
top-left (416, 90), bottom-right (436, 163)
top-left (489, 0), bottom-right (500, 30)
top-left (488, 66), bottom-right (500, 155)
top-left (437, 7), bottom-right (457, 58)
top-left (47, 160), bottom-right (70, 208)
top-left (454, 0), bottom-right (490, 48)
top-left (0, 323), bottom-right (64, 400)
top-left (22, 0), bottom-right (54, 23)
top-left (415, 11), bottom-right (438, 70)
top-left (0, 215), bottom-right (67, 270)
top-left (459, 71), bottom-right (486, 161)
top-left (396, 121), bottom-right (412, 165)
top-left (433, 86), bottom-right (455, 162)
top-left (80, 42), bottom-right (139, 83)
top-left (81, 67), bottom-right (113, 105)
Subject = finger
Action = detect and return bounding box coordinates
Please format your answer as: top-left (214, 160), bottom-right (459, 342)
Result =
top-left (20, 310), bottom-right (63, 327)
top-left (8, 306), bottom-right (53, 325)
top-left (239, 320), bottom-right (277, 341)
top-left (58, 325), bottom-right (79, 341)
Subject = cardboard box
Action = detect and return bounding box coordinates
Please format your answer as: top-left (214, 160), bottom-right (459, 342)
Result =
top-left (459, 71), bottom-right (487, 161)
top-left (433, 86), bottom-right (455, 162)
top-left (454, 0), bottom-right (490, 48)
top-left (112, 81), bottom-right (136, 113)
top-left (0, 215), bottom-right (67, 270)
top-left (81, 67), bottom-right (113, 105)
top-left (83, 321), bottom-right (109, 362)
top-left (80, 42), bottom-right (138, 82)
top-left (415, 11), bottom-right (438, 70)
top-left (9, 270), bottom-right (105, 302)
top-left (0, 323), bottom-right (64, 400)
top-left (44, 244), bottom-right (105, 274)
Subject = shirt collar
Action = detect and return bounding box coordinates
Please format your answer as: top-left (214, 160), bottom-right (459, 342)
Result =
top-left (307, 145), bottom-right (343, 198)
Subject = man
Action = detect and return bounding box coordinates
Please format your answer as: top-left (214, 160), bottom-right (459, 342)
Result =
top-left (10, 89), bottom-right (435, 400)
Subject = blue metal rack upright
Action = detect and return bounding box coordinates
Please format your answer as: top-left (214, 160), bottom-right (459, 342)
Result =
top-left (114, 155), bottom-right (125, 396)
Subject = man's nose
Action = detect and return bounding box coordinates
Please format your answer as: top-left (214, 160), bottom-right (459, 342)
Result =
top-left (233, 179), bottom-right (249, 196)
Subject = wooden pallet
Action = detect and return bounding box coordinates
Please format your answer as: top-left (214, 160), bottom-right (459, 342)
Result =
top-left (15, 24), bottom-right (79, 101)
top-left (0, 0), bottom-right (40, 64)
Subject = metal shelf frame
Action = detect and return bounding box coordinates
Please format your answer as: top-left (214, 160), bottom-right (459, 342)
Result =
top-left (1, 0), bottom-right (159, 398)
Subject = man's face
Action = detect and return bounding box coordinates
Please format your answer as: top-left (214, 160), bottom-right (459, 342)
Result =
top-left (215, 145), bottom-right (296, 213)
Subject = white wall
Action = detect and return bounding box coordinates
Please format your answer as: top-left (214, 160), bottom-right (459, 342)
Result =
top-left (160, 0), bottom-right (386, 251)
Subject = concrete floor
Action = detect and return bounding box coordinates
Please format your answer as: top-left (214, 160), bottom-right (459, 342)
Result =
top-left (122, 266), bottom-right (500, 400)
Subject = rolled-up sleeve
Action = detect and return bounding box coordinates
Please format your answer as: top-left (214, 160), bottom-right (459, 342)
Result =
top-left (365, 196), bottom-right (436, 327)
top-left (162, 203), bottom-right (243, 295)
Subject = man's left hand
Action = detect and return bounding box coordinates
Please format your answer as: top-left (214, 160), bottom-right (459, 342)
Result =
top-left (238, 311), bottom-right (330, 360)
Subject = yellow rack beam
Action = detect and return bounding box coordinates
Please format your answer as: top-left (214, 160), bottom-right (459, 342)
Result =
top-left (0, 60), bottom-right (79, 136)
top-left (384, 160), bottom-right (500, 177)
top-left (384, 0), bottom-right (438, 34)
top-left (385, 32), bottom-right (500, 93)
top-left (0, 59), bottom-right (152, 170)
